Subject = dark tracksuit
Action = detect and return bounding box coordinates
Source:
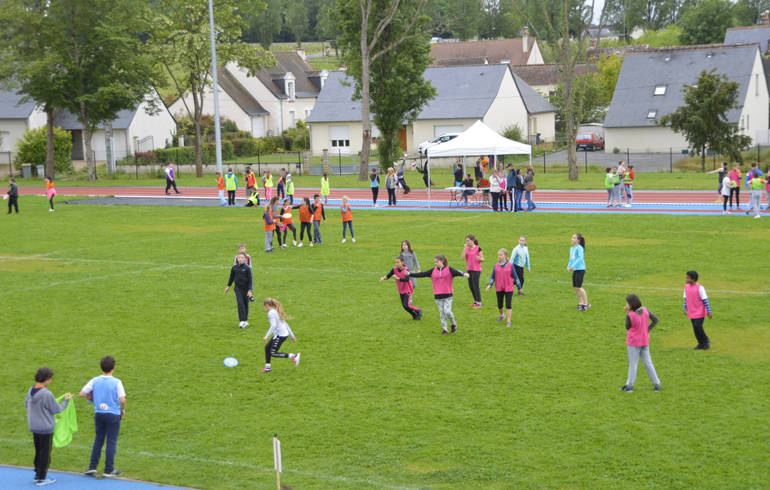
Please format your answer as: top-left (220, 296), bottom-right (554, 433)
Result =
top-left (7, 183), bottom-right (19, 213)
top-left (227, 263), bottom-right (253, 322)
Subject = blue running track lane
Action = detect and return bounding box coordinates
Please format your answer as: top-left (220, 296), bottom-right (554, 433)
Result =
top-left (0, 464), bottom-right (191, 489)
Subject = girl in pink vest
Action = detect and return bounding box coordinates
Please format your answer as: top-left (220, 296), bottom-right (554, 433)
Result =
top-left (485, 249), bottom-right (521, 327)
top-left (461, 234), bottom-right (485, 309)
top-left (683, 270), bottom-right (712, 350)
top-left (408, 255), bottom-right (469, 335)
top-left (620, 294), bottom-right (661, 392)
top-left (380, 257), bottom-right (422, 320)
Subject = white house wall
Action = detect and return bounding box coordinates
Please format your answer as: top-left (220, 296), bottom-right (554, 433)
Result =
top-left (169, 85), bottom-right (252, 135)
top-left (527, 42), bottom-right (545, 65)
top-left (128, 99), bottom-right (177, 152)
top-left (739, 51), bottom-right (769, 144)
top-left (227, 63), bottom-right (283, 136)
top-left (0, 120), bottom-right (30, 157)
top-left (484, 69), bottom-right (528, 135)
top-left (531, 112), bottom-right (555, 142)
top-left (605, 126), bottom-right (689, 152)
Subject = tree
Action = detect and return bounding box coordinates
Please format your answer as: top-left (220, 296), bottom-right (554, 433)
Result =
top-left (337, 0), bottom-right (430, 181)
top-left (595, 54), bottom-right (622, 107)
top-left (14, 126), bottom-right (73, 174)
top-left (732, 0), bottom-right (770, 26)
top-left (659, 69), bottom-right (752, 172)
top-left (244, 0), bottom-right (283, 49)
top-left (285, 0), bottom-right (310, 44)
top-left (151, 0), bottom-right (275, 176)
top-left (678, 0), bottom-right (734, 45)
top-left (602, 0), bottom-right (683, 35)
top-left (447, 0), bottom-right (483, 40)
top-left (514, 0), bottom-right (608, 180)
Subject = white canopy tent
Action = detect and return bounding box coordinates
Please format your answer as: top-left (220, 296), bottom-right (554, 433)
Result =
top-left (425, 120), bottom-right (531, 205)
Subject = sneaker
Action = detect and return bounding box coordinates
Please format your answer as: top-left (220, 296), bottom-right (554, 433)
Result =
top-left (84, 469), bottom-right (97, 476)
top-left (623, 204), bottom-right (631, 208)
top-left (450, 323), bottom-right (457, 333)
top-left (103, 470), bottom-right (122, 477)
top-left (37, 479), bottom-right (56, 486)
top-left (653, 384), bottom-right (662, 392)
top-left (415, 308), bottom-right (423, 320)
top-left (441, 330), bottom-right (449, 335)
top-left (497, 314), bottom-right (504, 322)
top-left (352, 237), bottom-right (356, 243)
top-left (693, 345), bottom-right (703, 350)
top-left (506, 321), bottom-right (511, 327)
top-left (341, 238), bottom-right (346, 243)
top-left (261, 367), bottom-right (272, 373)
top-left (577, 304), bottom-right (585, 311)
top-left (293, 240), bottom-right (297, 246)
top-left (297, 243), bottom-right (303, 248)
top-left (291, 353), bottom-right (300, 366)
top-left (754, 215), bottom-right (761, 219)
top-left (243, 322), bottom-right (249, 328)
top-left (238, 321), bottom-right (245, 328)
top-left (584, 303), bottom-right (591, 310)
top-left (309, 242), bottom-right (314, 247)
top-left (472, 304), bottom-right (482, 310)
top-left (701, 344), bottom-right (710, 350)
top-left (48, 209), bottom-right (54, 212)
top-left (517, 291), bottom-right (524, 296)
top-left (619, 385), bottom-right (633, 392)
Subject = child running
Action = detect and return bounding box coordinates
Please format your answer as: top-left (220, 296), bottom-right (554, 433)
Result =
top-left (45, 177), bottom-right (56, 212)
top-left (511, 235), bottom-right (530, 295)
top-left (225, 252), bottom-right (253, 328)
top-left (312, 194), bottom-right (325, 245)
top-left (568, 233), bottom-right (590, 311)
top-left (407, 255), bottom-right (469, 335)
top-left (261, 297), bottom-right (300, 373)
top-left (380, 256), bottom-right (422, 320)
top-left (297, 197), bottom-right (313, 247)
top-left (620, 293), bottom-right (661, 393)
top-left (340, 196), bottom-right (355, 243)
top-left (461, 234), bottom-right (484, 309)
top-left (280, 199), bottom-right (298, 246)
top-left (320, 173), bottom-right (330, 204)
top-left (268, 196), bottom-right (285, 249)
top-left (399, 240), bottom-right (420, 289)
top-left (485, 248), bottom-right (521, 327)
top-left (683, 270), bottom-right (712, 350)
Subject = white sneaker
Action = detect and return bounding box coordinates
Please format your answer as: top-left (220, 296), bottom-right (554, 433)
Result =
top-left (293, 240), bottom-right (297, 246)
top-left (48, 209), bottom-right (54, 212)
top-left (754, 214), bottom-right (761, 219)
top-left (341, 238), bottom-right (346, 243)
top-left (297, 243), bottom-right (303, 247)
top-left (623, 204), bottom-right (631, 208)
top-left (352, 237), bottom-right (356, 243)
top-left (291, 353), bottom-right (300, 366)
top-left (309, 242), bottom-right (314, 247)
top-left (238, 321), bottom-right (244, 328)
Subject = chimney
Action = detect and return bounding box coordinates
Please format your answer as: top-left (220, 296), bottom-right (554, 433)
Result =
top-left (295, 47), bottom-right (306, 60)
top-left (522, 27), bottom-right (529, 53)
top-left (761, 10), bottom-right (770, 25)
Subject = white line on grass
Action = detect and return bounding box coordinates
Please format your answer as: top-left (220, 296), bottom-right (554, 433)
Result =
top-left (0, 438), bottom-right (418, 489)
top-left (545, 279), bottom-right (770, 296)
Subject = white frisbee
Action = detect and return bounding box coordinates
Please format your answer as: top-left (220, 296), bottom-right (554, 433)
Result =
top-left (223, 357), bottom-right (239, 368)
top-left (282, 213), bottom-right (292, 219)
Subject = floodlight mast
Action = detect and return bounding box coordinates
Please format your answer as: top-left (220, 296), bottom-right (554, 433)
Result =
top-left (208, 0), bottom-right (223, 175)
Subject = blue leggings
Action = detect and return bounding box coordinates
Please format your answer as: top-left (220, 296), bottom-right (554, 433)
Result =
top-left (342, 221), bottom-right (354, 238)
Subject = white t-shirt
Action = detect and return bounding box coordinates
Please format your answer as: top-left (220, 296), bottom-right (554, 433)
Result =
top-left (264, 309), bottom-right (294, 339)
top-left (721, 176), bottom-right (732, 196)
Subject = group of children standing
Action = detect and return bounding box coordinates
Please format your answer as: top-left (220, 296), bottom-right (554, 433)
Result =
top-left (715, 162), bottom-right (769, 217)
top-left (604, 161), bottom-right (634, 208)
top-left (215, 167), bottom-right (296, 207)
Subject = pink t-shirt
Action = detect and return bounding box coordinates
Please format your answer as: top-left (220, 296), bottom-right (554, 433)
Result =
top-left (684, 283), bottom-right (707, 319)
top-left (431, 267), bottom-right (455, 295)
top-left (392, 266), bottom-right (413, 295)
top-left (494, 262), bottom-right (515, 292)
top-left (465, 245), bottom-right (482, 272)
top-left (626, 307), bottom-right (650, 347)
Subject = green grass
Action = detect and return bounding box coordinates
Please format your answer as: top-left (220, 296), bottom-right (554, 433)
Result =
top-left (0, 199), bottom-right (768, 488)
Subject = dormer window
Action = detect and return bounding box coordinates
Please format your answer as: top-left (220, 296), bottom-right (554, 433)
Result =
top-left (654, 85), bottom-right (666, 96)
top-left (647, 110), bottom-right (657, 119)
top-left (320, 70), bottom-right (328, 89)
top-left (283, 72), bottom-right (296, 101)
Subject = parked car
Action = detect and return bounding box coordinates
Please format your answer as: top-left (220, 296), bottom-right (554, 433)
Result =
top-left (418, 133), bottom-right (460, 155)
top-left (576, 132), bottom-right (605, 151)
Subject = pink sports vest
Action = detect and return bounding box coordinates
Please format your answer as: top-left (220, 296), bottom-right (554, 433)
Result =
top-left (685, 284), bottom-right (706, 319)
top-left (494, 262), bottom-right (515, 292)
top-left (465, 246), bottom-right (482, 271)
top-left (626, 307), bottom-right (650, 347)
top-left (393, 266), bottom-right (413, 295)
top-left (431, 267), bottom-right (454, 295)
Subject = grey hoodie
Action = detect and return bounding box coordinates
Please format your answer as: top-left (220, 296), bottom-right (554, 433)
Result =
top-left (25, 386), bottom-right (68, 434)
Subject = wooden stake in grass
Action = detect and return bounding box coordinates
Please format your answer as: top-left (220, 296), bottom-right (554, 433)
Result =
top-left (273, 433), bottom-right (282, 490)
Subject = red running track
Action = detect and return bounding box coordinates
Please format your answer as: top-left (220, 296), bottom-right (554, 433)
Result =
top-left (18, 186), bottom-right (726, 204)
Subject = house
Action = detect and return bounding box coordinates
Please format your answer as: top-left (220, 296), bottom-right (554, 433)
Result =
top-left (53, 91), bottom-right (177, 161)
top-left (0, 90), bottom-right (47, 163)
top-left (724, 24), bottom-right (770, 54)
top-left (430, 31), bottom-right (544, 67)
top-left (512, 63), bottom-right (598, 98)
top-left (169, 51), bottom-right (327, 138)
top-left (307, 64), bottom-right (555, 156)
top-left (604, 44), bottom-right (769, 152)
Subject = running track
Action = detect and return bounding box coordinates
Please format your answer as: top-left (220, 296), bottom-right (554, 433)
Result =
top-left (19, 186), bottom-right (770, 215)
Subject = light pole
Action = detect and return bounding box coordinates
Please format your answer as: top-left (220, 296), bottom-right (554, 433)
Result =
top-left (208, 0), bottom-right (223, 175)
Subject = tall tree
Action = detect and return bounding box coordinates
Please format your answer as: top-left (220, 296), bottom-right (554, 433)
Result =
top-left (678, 0), bottom-right (734, 45)
top-left (338, 0), bottom-right (429, 181)
top-left (448, 0), bottom-right (483, 40)
top-left (733, 0), bottom-right (770, 26)
top-left (514, 0), bottom-right (608, 180)
top-left (40, 0), bottom-right (162, 181)
top-left (151, 0), bottom-right (275, 176)
top-left (244, 0), bottom-right (283, 49)
top-left (659, 69), bottom-right (752, 172)
top-left (285, 0), bottom-right (310, 44)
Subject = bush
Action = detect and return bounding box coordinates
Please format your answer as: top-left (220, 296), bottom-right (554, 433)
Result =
top-left (222, 119), bottom-right (239, 133)
top-left (502, 124), bottom-right (524, 143)
top-left (283, 120), bottom-right (310, 150)
top-left (13, 126), bottom-right (73, 174)
top-left (613, 147), bottom-right (620, 154)
top-left (203, 141), bottom-right (234, 162)
top-left (259, 136), bottom-right (284, 154)
top-left (232, 139), bottom-right (258, 157)
top-left (153, 147), bottom-right (195, 164)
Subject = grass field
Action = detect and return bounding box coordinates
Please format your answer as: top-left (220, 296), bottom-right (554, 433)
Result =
top-left (1, 200), bottom-right (768, 489)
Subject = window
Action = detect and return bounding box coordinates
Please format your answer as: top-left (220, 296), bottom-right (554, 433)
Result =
top-left (288, 110), bottom-right (295, 128)
top-left (304, 109), bottom-right (311, 120)
top-left (647, 110), bottom-right (657, 119)
top-left (329, 125), bottom-right (350, 153)
top-left (654, 85), bottom-right (666, 96)
top-left (0, 131), bottom-right (8, 151)
top-left (746, 114), bottom-right (750, 131)
top-left (286, 80), bottom-right (295, 101)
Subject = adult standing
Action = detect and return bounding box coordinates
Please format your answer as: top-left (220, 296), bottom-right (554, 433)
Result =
top-left (225, 252), bottom-right (254, 327)
top-left (224, 168), bottom-right (238, 206)
top-left (386, 167), bottom-right (398, 206)
top-left (707, 162), bottom-right (729, 200)
top-left (488, 169), bottom-right (503, 212)
top-left (369, 168), bottom-right (380, 207)
top-left (6, 177), bottom-right (19, 214)
top-left (80, 355), bottom-right (126, 478)
top-left (26, 367), bottom-right (72, 486)
top-left (164, 163), bottom-right (180, 195)
top-left (505, 164), bottom-right (516, 212)
top-left (514, 169), bottom-right (526, 212)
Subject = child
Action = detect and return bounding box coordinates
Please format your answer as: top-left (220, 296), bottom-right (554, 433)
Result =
top-left (7, 177), bottom-right (19, 214)
top-left (369, 168), bottom-right (379, 207)
top-left (461, 234), bottom-right (484, 309)
top-left (408, 255), bottom-right (469, 335)
top-left (215, 172), bottom-right (227, 206)
top-left (269, 196), bottom-right (286, 249)
top-left (620, 294), bottom-right (661, 393)
top-left (385, 168), bottom-right (397, 206)
top-left (320, 173), bottom-right (330, 204)
top-left (340, 196), bottom-right (355, 243)
top-left (729, 164), bottom-right (741, 210)
top-left (623, 165), bottom-right (634, 207)
top-left (233, 243), bottom-right (252, 267)
top-left (225, 252), bottom-right (253, 327)
top-left (748, 171), bottom-right (766, 219)
top-left (312, 194), bottom-right (325, 245)
top-left (285, 173), bottom-right (295, 204)
top-left (245, 188), bottom-right (261, 207)
top-left (281, 199), bottom-right (298, 246)
top-left (604, 167), bottom-right (615, 207)
top-left (276, 168), bottom-right (286, 200)
top-left (721, 172), bottom-right (733, 214)
top-left (568, 233), bottom-right (590, 311)
top-left (245, 166), bottom-right (256, 199)
top-left (511, 236), bottom-right (530, 295)
top-left (26, 367), bottom-right (72, 486)
top-left (485, 248), bottom-right (521, 327)
top-left (262, 297), bottom-right (300, 373)
top-left (380, 256), bottom-right (422, 320)
top-left (297, 197), bottom-right (313, 247)
top-left (224, 168), bottom-right (238, 206)
top-left (683, 270), bottom-right (712, 350)
top-left (45, 177), bottom-right (56, 212)
top-left (262, 170), bottom-right (273, 201)
top-left (399, 240), bottom-right (420, 289)
top-left (262, 204), bottom-right (277, 252)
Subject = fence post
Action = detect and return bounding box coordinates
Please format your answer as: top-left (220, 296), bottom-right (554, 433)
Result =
top-left (322, 149), bottom-right (329, 174)
top-left (758, 144), bottom-right (761, 163)
top-left (669, 147), bottom-right (672, 173)
top-left (584, 150), bottom-right (587, 173)
top-left (302, 151), bottom-right (309, 175)
top-left (626, 148), bottom-right (630, 165)
top-left (543, 150), bottom-right (546, 174)
top-left (257, 147), bottom-right (261, 175)
top-left (338, 149), bottom-right (342, 175)
top-left (134, 153), bottom-right (139, 180)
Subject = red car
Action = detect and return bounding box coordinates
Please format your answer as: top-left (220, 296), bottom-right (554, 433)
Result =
top-left (576, 132), bottom-right (604, 151)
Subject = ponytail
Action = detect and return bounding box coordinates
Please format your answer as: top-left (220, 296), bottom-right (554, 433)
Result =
top-left (263, 297), bottom-right (292, 321)
top-left (465, 234), bottom-right (479, 246)
top-left (575, 233), bottom-right (585, 249)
